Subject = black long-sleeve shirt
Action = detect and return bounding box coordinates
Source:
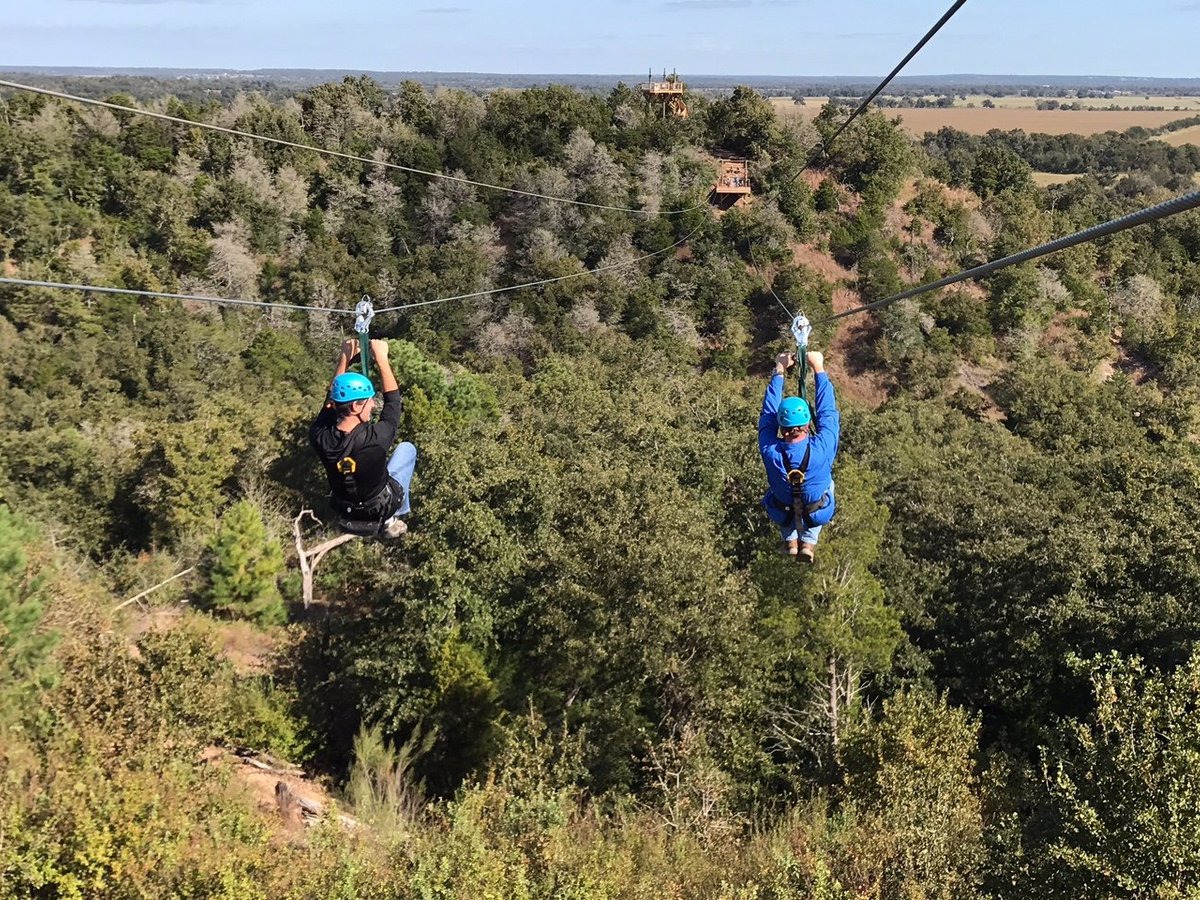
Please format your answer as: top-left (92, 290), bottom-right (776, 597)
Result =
top-left (309, 389), bottom-right (402, 504)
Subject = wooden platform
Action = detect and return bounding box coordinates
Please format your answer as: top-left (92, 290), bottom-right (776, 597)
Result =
top-left (714, 159), bottom-right (751, 195)
top-left (640, 81), bottom-right (686, 96)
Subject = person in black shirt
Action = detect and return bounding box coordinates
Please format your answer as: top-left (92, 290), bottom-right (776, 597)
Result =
top-left (309, 338), bottom-right (416, 539)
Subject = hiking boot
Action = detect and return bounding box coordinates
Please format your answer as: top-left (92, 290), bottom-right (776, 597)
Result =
top-left (779, 539), bottom-right (799, 557)
top-left (798, 543), bottom-right (815, 564)
top-left (381, 516), bottom-right (408, 540)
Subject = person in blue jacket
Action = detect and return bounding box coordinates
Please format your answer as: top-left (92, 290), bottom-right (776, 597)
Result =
top-left (759, 349), bottom-right (840, 563)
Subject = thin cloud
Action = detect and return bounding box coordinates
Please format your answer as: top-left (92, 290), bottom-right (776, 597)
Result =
top-left (57, 0), bottom-right (224, 4)
top-left (663, 0), bottom-right (799, 9)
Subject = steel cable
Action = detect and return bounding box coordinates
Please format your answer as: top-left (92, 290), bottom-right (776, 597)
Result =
top-left (0, 277), bottom-right (357, 314)
top-left (0, 78), bottom-right (706, 217)
top-left (816, 188), bottom-right (1200, 325)
top-left (0, 226), bottom-right (702, 317)
top-left (774, 0), bottom-right (970, 194)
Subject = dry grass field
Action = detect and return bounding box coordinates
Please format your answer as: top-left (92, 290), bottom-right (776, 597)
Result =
top-left (772, 97), bottom-right (1200, 140)
top-left (1031, 172), bottom-right (1082, 187)
top-left (959, 94), bottom-right (1200, 111)
top-left (1159, 124), bottom-right (1200, 147)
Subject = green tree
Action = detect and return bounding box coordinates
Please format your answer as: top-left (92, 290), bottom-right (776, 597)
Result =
top-left (200, 499), bottom-right (284, 625)
top-left (0, 506), bottom-right (58, 729)
top-left (396, 79), bottom-right (435, 136)
top-left (755, 460), bottom-right (901, 780)
top-left (705, 86), bottom-right (782, 159)
top-left (824, 110), bottom-right (914, 213)
top-left (777, 177), bottom-right (818, 239)
top-left (1018, 651), bottom-right (1200, 898)
top-left (135, 399), bottom-right (253, 547)
top-left (837, 690), bottom-right (984, 900)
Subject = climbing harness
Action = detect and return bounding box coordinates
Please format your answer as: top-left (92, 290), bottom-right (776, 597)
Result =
top-left (767, 440), bottom-right (832, 530)
top-left (354, 295), bottom-right (375, 381)
top-left (332, 478), bottom-right (404, 538)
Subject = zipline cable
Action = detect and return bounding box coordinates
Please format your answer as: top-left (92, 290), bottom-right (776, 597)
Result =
top-left (0, 226), bottom-right (700, 317)
top-left (0, 78), bottom-right (706, 217)
top-left (815, 188), bottom-right (1200, 325)
top-left (0, 277), bottom-right (358, 315)
top-left (775, 0), bottom-right (970, 194)
top-left (747, 243), bottom-right (795, 320)
top-left (374, 225), bottom-right (702, 313)
top-left (16, 185), bottom-right (1197, 331)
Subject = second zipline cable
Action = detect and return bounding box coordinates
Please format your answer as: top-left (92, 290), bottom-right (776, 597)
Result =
top-left (816, 188), bottom-right (1200, 325)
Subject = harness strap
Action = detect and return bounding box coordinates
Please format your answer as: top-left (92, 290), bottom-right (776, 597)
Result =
top-left (334, 478), bottom-right (397, 519)
top-left (776, 441), bottom-right (827, 527)
top-left (785, 442), bottom-right (812, 496)
top-left (768, 489), bottom-right (829, 518)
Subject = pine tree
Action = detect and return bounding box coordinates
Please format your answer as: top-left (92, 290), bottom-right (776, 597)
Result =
top-left (0, 505), bottom-right (58, 728)
top-left (201, 500), bottom-right (284, 625)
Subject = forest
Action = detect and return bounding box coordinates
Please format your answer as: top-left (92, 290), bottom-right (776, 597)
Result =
top-left (3, 75), bottom-right (1200, 898)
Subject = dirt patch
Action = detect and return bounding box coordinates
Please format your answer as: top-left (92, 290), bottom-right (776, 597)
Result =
top-left (1092, 357), bottom-right (1117, 384)
top-left (955, 360), bottom-right (1005, 421)
top-left (127, 604), bottom-right (187, 640)
top-left (798, 170), bottom-right (826, 192)
top-left (202, 747), bottom-right (356, 832)
top-left (896, 178), bottom-right (921, 208)
top-left (884, 203), bottom-right (913, 245)
top-left (1033, 172), bottom-right (1082, 187)
top-left (942, 185), bottom-right (982, 210)
top-left (1091, 327), bottom-right (1160, 388)
top-left (1042, 310), bottom-right (1090, 352)
top-left (1114, 345), bottom-right (1160, 386)
top-left (957, 281), bottom-right (987, 301)
top-left (792, 243), bottom-right (853, 284)
top-left (2, 259), bottom-right (16, 276)
top-left (124, 604), bottom-right (276, 675)
top-left (828, 286), bottom-right (891, 409)
top-left (216, 621), bottom-right (278, 675)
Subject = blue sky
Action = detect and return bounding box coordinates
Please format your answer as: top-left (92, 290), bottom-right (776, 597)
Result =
top-left (0, 0), bottom-right (1196, 77)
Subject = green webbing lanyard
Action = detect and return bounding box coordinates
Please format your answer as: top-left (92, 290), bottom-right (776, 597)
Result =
top-left (790, 314), bottom-right (812, 405)
top-left (354, 296), bottom-right (375, 382)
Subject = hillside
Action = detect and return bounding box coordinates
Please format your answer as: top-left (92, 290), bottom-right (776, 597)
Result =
top-left (3, 78), bottom-right (1200, 898)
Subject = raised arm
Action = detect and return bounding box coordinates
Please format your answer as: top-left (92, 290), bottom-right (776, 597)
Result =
top-left (807, 351), bottom-right (840, 453)
top-left (327, 338), bottom-right (358, 396)
top-left (371, 339), bottom-right (402, 442)
top-left (759, 352), bottom-right (792, 455)
top-left (371, 339), bottom-right (399, 394)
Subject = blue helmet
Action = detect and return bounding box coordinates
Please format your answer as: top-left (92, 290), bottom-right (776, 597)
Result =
top-left (331, 372), bottom-right (375, 403)
top-left (778, 396), bottom-right (811, 429)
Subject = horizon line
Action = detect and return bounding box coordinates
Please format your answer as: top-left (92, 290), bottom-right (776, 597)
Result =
top-left (3, 66), bottom-right (1200, 83)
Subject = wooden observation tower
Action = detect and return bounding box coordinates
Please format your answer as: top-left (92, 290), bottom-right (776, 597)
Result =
top-left (639, 69), bottom-right (689, 119)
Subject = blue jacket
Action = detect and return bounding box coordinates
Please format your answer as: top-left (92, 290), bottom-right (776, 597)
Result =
top-left (759, 371), bottom-right (840, 527)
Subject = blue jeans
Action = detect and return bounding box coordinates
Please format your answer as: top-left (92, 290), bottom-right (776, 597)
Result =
top-left (779, 480), bottom-right (834, 546)
top-left (386, 442), bottom-right (417, 516)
